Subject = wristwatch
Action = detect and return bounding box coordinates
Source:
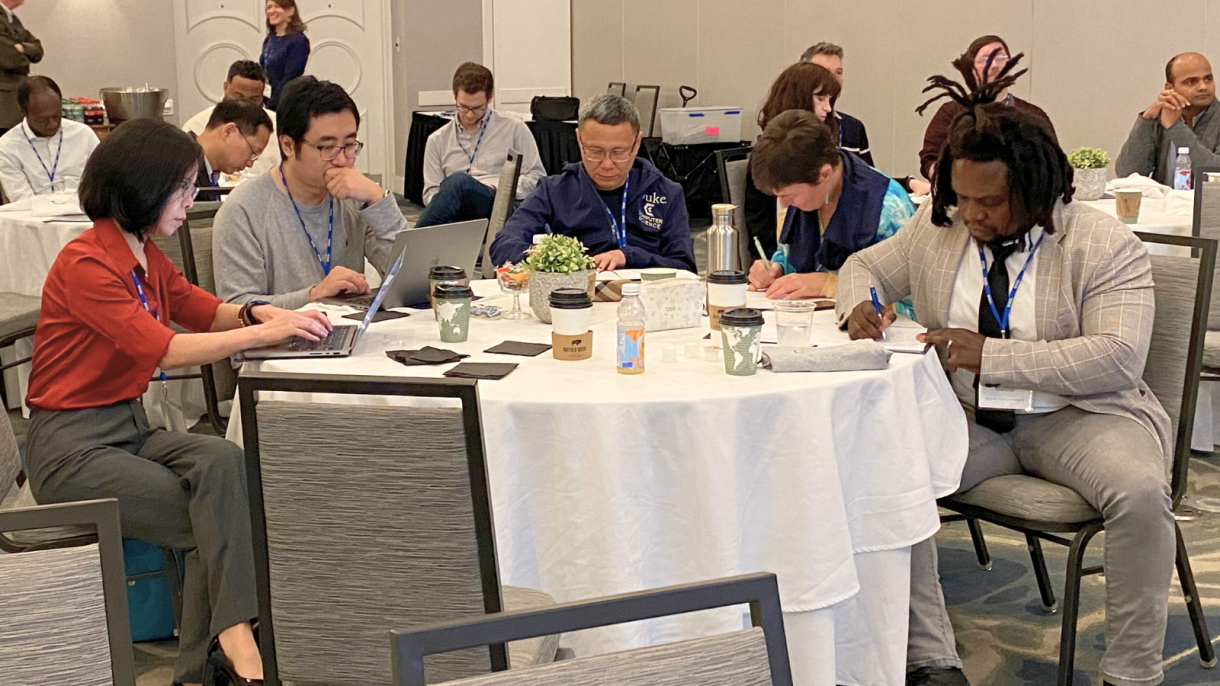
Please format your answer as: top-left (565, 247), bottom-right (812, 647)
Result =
top-left (240, 300), bottom-right (271, 327)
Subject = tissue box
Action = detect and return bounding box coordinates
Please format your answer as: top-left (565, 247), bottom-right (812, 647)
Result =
top-left (638, 279), bottom-right (704, 332)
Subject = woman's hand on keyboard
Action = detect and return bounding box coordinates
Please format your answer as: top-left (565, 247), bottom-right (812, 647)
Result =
top-left (256, 309), bottom-right (334, 345)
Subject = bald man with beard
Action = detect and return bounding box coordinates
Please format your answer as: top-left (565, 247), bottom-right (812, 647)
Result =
top-left (1117, 52), bottom-right (1220, 185)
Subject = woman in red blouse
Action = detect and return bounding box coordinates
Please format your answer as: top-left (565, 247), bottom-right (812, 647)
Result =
top-left (24, 119), bottom-right (331, 686)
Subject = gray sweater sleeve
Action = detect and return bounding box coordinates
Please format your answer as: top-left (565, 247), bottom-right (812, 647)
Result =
top-left (358, 192), bottom-right (410, 277)
top-left (513, 121), bottom-right (547, 198)
top-left (213, 197), bottom-right (314, 310)
top-left (1164, 118), bottom-right (1220, 168)
top-left (1115, 116), bottom-right (1160, 179)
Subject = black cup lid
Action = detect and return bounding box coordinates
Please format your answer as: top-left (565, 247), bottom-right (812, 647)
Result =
top-left (707, 270), bottom-right (747, 285)
top-left (433, 283), bottom-right (473, 299)
top-left (549, 287), bottom-right (592, 309)
top-left (719, 307), bottom-right (765, 327)
top-left (429, 266), bottom-right (466, 280)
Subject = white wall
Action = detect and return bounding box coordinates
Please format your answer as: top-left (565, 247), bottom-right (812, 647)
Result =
top-left (20, 0), bottom-right (179, 123)
top-left (572, 0), bottom-right (1220, 181)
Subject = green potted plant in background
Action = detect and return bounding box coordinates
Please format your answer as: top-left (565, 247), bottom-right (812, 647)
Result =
top-left (526, 234), bottom-right (597, 324)
top-left (1068, 147), bottom-right (1110, 201)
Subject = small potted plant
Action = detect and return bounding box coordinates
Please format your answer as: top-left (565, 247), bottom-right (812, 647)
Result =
top-left (525, 234), bottom-right (597, 324)
top-left (1068, 147), bottom-right (1110, 201)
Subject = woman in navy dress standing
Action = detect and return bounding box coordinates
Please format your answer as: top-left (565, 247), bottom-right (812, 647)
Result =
top-left (260, 0), bottom-right (309, 111)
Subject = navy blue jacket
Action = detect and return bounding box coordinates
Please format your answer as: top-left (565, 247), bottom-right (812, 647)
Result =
top-left (781, 151), bottom-right (892, 273)
top-left (490, 158), bottom-right (696, 271)
top-left (261, 32), bottom-right (310, 110)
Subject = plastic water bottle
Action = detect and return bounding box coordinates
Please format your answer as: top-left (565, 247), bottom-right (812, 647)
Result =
top-left (616, 283), bottom-right (645, 375)
top-left (1174, 147), bottom-right (1193, 191)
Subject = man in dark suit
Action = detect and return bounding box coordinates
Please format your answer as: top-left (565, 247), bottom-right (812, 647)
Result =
top-left (189, 99), bottom-right (272, 201)
top-left (0, 0), bottom-right (42, 134)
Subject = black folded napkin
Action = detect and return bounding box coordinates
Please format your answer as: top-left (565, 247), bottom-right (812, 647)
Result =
top-left (484, 341), bottom-right (552, 357)
top-left (343, 310), bottom-right (409, 322)
top-left (443, 362), bottom-right (518, 380)
top-left (386, 346), bottom-right (469, 366)
top-left (406, 295), bottom-right (484, 310)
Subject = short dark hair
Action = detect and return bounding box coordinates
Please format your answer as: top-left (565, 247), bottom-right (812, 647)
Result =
top-left (751, 110), bottom-right (840, 194)
top-left (205, 98), bottom-right (273, 135)
top-left (17, 76), bottom-right (61, 112)
top-left (452, 62), bottom-right (494, 96)
top-left (917, 52), bottom-right (1072, 235)
top-left (80, 119), bottom-right (202, 239)
top-left (757, 62), bottom-right (841, 134)
top-left (1165, 52), bottom-right (1208, 83)
top-left (800, 42), bottom-right (843, 63)
top-left (227, 60), bottom-right (267, 84)
top-left (965, 35), bottom-right (1010, 64)
top-left (275, 76), bottom-right (360, 156)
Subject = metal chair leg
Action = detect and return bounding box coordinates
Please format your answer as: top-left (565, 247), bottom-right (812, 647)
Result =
top-left (1026, 534), bottom-right (1058, 612)
top-left (162, 547), bottom-right (184, 637)
top-left (966, 518), bottom-right (992, 570)
top-left (1175, 522), bottom-right (1217, 668)
top-left (1058, 523), bottom-right (1102, 686)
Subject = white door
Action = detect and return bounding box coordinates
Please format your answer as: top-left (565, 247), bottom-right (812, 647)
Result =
top-left (172, 0), bottom-right (394, 183)
top-left (483, 0), bottom-right (571, 115)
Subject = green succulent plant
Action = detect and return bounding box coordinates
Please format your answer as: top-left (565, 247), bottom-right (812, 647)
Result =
top-left (1067, 147), bottom-right (1110, 169)
top-left (525, 234), bottom-right (596, 274)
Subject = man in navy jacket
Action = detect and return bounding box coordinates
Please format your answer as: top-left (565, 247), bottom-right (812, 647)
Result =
top-left (490, 94), bottom-right (696, 272)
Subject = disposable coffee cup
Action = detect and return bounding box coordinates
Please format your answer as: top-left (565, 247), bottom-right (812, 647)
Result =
top-left (433, 283), bottom-right (473, 343)
top-left (1114, 189), bottom-right (1143, 225)
top-left (549, 288), bottom-right (592, 336)
top-left (429, 266), bottom-right (468, 317)
top-left (706, 270), bottom-right (748, 331)
top-left (718, 308), bottom-right (765, 376)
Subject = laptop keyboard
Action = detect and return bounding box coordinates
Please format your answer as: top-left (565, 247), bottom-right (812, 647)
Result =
top-left (287, 326), bottom-right (351, 351)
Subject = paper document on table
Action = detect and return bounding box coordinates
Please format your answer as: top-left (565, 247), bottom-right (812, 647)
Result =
top-left (744, 292), bottom-right (832, 312)
top-left (882, 317), bottom-right (928, 354)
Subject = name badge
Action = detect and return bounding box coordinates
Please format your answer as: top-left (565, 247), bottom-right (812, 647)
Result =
top-left (978, 385), bottom-right (1034, 412)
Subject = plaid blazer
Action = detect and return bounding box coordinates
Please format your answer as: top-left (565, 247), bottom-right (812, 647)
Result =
top-left (836, 200), bottom-right (1173, 466)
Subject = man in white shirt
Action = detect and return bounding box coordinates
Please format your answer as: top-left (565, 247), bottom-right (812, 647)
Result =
top-left (417, 61), bottom-right (546, 227)
top-left (183, 60), bottom-right (280, 177)
top-left (0, 75), bottom-right (97, 201)
top-left (839, 64), bottom-right (1173, 686)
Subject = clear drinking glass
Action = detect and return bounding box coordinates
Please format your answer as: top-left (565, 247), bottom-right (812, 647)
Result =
top-left (774, 300), bottom-right (816, 347)
top-left (497, 264), bottom-right (531, 320)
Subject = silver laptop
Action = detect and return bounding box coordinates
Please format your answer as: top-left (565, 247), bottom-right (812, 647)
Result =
top-left (242, 250), bottom-right (404, 360)
top-left (321, 218), bottom-right (488, 310)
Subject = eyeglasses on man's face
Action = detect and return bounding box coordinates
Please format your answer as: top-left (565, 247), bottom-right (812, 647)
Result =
top-left (302, 140), bottom-right (364, 161)
top-left (455, 104), bottom-right (488, 117)
top-left (581, 145), bottom-right (634, 163)
top-left (240, 133), bottom-right (261, 163)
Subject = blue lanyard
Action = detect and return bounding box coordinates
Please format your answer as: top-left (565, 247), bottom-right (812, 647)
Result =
top-left (601, 175), bottom-right (629, 249)
top-left (455, 112), bottom-right (490, 173)
top-left (280, 163), bottom-right (334, 275)
top-left (131, 269), bottom-right (167, 382)
top-left (22, 123), bottom-right (62, 185)
top-left (978, 232), bottom-right (1044, 338)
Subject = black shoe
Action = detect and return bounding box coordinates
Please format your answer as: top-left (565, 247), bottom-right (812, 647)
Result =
top-left (906, 666), bottom-right (971, 686)
top-left (201, 635), bottom-right (264, 686)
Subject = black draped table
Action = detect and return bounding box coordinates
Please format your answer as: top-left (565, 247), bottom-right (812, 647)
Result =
top-left (402, 111), bottom-right (580, 205)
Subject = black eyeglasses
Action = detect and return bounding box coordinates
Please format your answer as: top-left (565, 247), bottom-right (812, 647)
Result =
top-left (240, 134), bottom-right (260, 163)
top-left (455, 104), bottom-right (488, 117)
top-left (302, 140), bottom-right (364, 161)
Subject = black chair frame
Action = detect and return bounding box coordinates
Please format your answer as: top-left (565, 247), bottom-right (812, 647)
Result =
top-left (237, 370), bottom-right (508, 685)
top-left (634, 84), bottom-right (661, 138)
top-left (714, 145), bottom-right (752, 205)
top-left (607, 81), bottom-right (627, 97)
top-left (1192, 165), bottom-right (1220, 381)
top-left (941, 232), bottom-right (1217, 685)
top-left (390, 572), bottom-right (792, 686)
top-left (0, 498), bottom-right (136, 686)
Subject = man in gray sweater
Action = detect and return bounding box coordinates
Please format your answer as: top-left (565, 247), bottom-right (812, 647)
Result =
top-left (1116, 52), bottom-right (1220, 185)
top-left (214, 77), bottom-right (408, 309)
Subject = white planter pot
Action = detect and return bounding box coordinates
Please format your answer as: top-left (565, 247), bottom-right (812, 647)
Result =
top-left (528, 269), bottom-right (595, 324)
top-left (1074, 167), bottom-right (1108, 201)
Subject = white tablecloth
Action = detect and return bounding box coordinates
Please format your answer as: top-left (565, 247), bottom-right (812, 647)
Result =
top-left (0, 210), bottom-right (206, 424)
top-left (228, 281), bottom-right (969, 685)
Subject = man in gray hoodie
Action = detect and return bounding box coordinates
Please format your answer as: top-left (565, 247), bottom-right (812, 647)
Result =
top-left (1116, 52), bottom-right (1220, 185)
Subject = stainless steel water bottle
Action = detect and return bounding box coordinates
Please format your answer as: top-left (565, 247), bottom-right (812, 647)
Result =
top-left (706, 203), bottom-right (740, 272)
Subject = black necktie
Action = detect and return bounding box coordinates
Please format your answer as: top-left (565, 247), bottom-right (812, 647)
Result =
top-left (974, 238), bottom-right (1021, 434)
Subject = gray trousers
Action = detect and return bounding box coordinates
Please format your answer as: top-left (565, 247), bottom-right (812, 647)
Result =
top-left (908, 406), bottom-right (1174, 686)
top-left (25, 400), bottom-right (258, 684)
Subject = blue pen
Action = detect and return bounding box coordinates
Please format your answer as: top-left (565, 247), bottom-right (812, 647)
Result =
top-left (870, 286), bottom-right (888, 341)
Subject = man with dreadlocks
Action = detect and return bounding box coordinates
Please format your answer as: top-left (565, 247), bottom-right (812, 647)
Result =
top-left (839, 53), bottom-right (1174, 686)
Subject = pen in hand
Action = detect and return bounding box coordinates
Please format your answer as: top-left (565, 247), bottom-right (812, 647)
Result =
top-left (754, 237), bottom-right (772, 271)
top-left (870, 285), bottom-right (888, 341)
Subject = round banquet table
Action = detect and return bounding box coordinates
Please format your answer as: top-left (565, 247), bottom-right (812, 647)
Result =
top-left (226, 280), bottom-right (969, 686)
top-left (0, 207), bottom-right (205, 424)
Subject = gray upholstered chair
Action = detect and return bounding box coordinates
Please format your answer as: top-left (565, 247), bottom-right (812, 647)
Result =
top-left (716, 146), bottom-right (752, 273)
top-left (150, 202), bottom-right (236, 435)
top-left (634, 85), bottom-right (661, 138)
top-left (0, 289), bottom-right (39, 409)
top-left (479, 152), bottom-right (524, 278)
top-left (0, 498), bottom-right (135, 686)
top-left (390, 573), bottom-right (792, 686)
top-left (941, 232), bottom-right (1217, 685)
top-left (238, 371), bottom-right (560, 686)
top-left (1193, 168), bottom-right (1220, 374)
